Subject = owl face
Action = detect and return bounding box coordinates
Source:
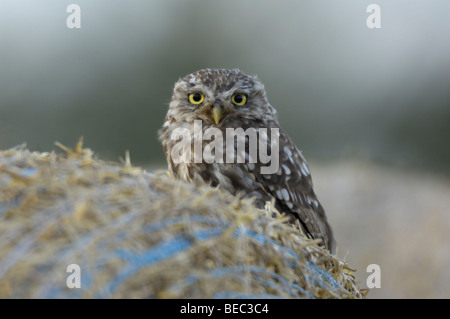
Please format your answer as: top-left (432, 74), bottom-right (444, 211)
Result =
top-left (167, 69), bottom-right (278, 129)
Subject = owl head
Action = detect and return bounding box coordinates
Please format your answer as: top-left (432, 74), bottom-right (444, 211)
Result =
top-left (166, 68), bottom-right (278, 129)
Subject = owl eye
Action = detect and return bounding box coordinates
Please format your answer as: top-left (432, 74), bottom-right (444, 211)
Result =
top-left (231, 93), bottom-right (247, 106)
top-left (189, 92), bottom-right (204, 105)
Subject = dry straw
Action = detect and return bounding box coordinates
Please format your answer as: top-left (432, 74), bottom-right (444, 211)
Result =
top-left (0, 139), bottom-right (364, 298)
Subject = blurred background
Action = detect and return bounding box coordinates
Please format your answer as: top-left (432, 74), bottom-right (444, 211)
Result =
top-left (0, 0), bottom-right (449, 298)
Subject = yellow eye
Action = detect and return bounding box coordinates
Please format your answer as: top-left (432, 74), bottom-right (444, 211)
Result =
top-left (231, 93), bottom-right (247, 106)
top-left (189, 92), bottom-right (204, 105)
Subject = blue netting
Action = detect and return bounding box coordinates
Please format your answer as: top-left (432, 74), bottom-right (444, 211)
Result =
top-left (44, 216), bottom-right (344, 298)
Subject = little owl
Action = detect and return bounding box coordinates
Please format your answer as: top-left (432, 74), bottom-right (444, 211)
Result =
top-left (159, 68), bottom-right (336, 253)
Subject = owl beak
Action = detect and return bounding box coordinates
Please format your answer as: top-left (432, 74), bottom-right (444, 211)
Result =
top-left (211, 105), bottom-right (223, 124)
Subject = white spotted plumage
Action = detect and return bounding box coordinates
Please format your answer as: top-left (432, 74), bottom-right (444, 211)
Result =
top-left (159, 68), bottom-right (336, 253)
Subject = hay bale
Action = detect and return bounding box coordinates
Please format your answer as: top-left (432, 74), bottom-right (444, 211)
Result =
top-left (0, 140), bottom-right (363, 298)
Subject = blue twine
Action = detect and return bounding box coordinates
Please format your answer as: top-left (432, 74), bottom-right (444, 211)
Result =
top-left (142, 215), bottom-right (229, 233)
top-left (39, 216), bottom-right (343, 298)
top-left (97, 227), bottom-right (226, 297)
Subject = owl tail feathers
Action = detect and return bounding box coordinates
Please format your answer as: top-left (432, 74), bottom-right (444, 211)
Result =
top-left (316, 209), bottom-right (337, 255)
top-left (293, 208), bottom-right (337, 255)
top-left (322, 224), bottom-right (337, 255)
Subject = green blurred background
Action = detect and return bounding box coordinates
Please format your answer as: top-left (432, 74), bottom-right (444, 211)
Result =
top-left (1, 0), bottom-right (449, 172)
top-left (1, 0), bottom-right (449, 298)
